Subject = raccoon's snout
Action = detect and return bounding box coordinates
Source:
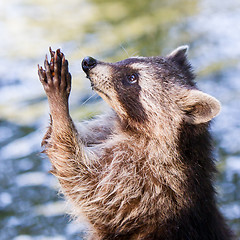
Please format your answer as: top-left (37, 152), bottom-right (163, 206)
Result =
top-left (82, 56), bottom-right (97, 74)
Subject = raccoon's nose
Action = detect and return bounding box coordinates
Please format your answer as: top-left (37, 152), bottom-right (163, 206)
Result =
top-left (82, 56), bottom-right (97, 73)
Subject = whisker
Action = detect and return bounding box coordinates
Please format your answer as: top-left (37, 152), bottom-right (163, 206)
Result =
top-left (81, 92), bottom-right (98, 106)
top-left (130, 51), bottom-right (139, 57)
top-left (120, 44), bottom-right (129, 58)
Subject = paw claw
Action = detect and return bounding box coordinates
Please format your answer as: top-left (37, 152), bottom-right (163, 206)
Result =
top-left (38, 64), bottom-right (47, 84)
top-left (49, 47), bottom-right (55, 58)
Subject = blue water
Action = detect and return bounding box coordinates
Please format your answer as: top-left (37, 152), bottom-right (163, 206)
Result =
top-left (0, 0), bottom-right (240, 239)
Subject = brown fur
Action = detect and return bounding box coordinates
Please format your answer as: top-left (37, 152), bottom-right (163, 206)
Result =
top-left (38, 47), bottom-right (234, 239)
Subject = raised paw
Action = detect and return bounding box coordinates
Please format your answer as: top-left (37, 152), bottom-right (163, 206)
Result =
top-left (38, 48), bottom-right (72, 101)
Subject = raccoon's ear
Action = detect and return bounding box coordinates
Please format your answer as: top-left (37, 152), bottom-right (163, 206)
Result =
top-left (180, 90), bottom-right (221, 124)
top-left (167, 45), bottom-right (189, 66)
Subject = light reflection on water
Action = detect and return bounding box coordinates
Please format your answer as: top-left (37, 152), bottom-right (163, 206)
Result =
top-left (0, 0), bottom-right (240, 239)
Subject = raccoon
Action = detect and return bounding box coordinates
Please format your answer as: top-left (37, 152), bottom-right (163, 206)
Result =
top-left (38, 46), bottom-right (234, 240)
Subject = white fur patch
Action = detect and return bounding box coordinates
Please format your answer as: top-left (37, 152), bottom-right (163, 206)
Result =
top-left (130, 62), bottom-right (149, 70)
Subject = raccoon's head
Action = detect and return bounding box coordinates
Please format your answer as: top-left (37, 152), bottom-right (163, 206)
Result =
top-left (82, 46), bottom-right (220, 135)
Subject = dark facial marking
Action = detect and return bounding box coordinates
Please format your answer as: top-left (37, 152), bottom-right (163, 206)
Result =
top-left (111, 61), bottom-right (148, 123)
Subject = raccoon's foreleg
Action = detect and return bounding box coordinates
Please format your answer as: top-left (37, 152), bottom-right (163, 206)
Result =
top-left (38, 48), bottom-right (99, 201)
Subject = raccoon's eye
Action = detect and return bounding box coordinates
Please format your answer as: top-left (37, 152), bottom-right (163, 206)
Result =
top-left (127, 73), bottom-right (138, 84)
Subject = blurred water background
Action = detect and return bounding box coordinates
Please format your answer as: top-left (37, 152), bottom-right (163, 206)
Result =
top-left (0, 0), bottom-right (240, 239)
